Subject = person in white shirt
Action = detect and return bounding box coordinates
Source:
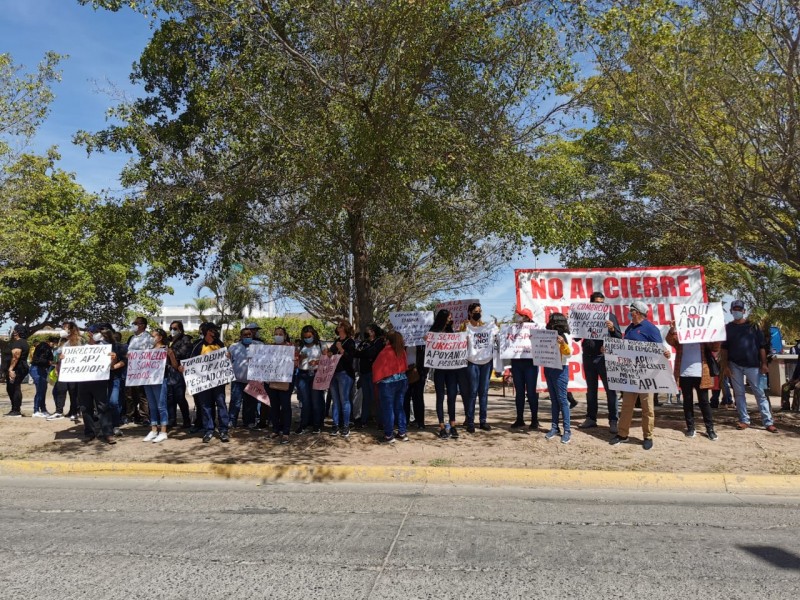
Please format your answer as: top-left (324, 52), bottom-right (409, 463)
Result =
top-left (461, 303), bottom-right (498, 433)
top-left (125, 316), bottom-right (154, 423)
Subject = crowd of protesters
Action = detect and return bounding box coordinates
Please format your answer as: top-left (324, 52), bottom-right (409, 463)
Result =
top-left (2, 297), bottom-right (794, 449)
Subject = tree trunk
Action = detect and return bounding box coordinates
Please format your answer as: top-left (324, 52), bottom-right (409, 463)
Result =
top-left (348, 209), bottom-right (374, 333)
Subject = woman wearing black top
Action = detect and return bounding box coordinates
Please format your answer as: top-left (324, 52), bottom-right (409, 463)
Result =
top-left (327, 319), bottom-right (357, 437)
top-left (429, 310), bottom-right (460, 440)
top-left (353, 324), bottom-right (385, 428)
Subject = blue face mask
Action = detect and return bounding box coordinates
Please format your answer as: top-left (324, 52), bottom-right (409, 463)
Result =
top-left (628, 311), bottom-right (635, 320)
top-left (303, 337), bottom-right (314, 345)
top-left (241, 337), bottom-right (253, 346)
top-left (731, 310), bottom-right (744, 320)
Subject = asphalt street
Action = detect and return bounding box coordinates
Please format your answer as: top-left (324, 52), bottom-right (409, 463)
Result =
top-left (0, 477), bottom-right (798, 599)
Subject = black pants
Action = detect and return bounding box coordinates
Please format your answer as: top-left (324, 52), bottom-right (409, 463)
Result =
top-left (166, 380), bottom-right (191, 426)
top-left (680, 376), bottom-right (714, 432)
top-left (53, 381), bottom-right (79, 414)
top-left (404, 367), bottom-right (428, 425)
top-left (126, 385), bottom-right (149, 422)
top-left (583, 355), bottom-right (618, 422)
top-left (6, 375), bottom-right (25, 412)
top-left (79, 380), bottom-right (112, 438)
top-left (268, 386), bottom-right (293, 435)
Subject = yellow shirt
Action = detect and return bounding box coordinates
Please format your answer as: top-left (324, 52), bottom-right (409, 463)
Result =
top-left (201, 343), bottom-right (222, 355)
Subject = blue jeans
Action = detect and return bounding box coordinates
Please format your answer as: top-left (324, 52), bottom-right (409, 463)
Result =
top-left (379, 377), bottom-right (408, 438)
top-left (466, 362), bottom-right (492, 425)
top-left (297, 370), bottom-right (324, 429)
top-left (228, 381), bottom-right (246, 427)
top-left (710, 376), bottom-right (732, 406)
top-left (108, 377), bottom-right (123, 427)
top-left (360, 372), bottom-right (374, 424)
top-left (434, 369), bottom-right (458, 424)
top-left (199, 385), bottom-right (228, 434)
top-left (544, 365), bottom-right (570, 432)
top-left (510, 359), bottom-right (539, 423)
top-left (583, 354), bottom-right (617, 422)
top-left (30, 365), bottom-right (49, 413)
top-left (729, 362), bottom-right (773, 426)
top-left (330, 372), bottom-right (354, 429)
top-left (144, 381), bottom-right (168, 426)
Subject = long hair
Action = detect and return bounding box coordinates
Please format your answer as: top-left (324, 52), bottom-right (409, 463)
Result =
top-left (300, 325), bottom-right (320, 345)
top-left (546, 313), bottom-right (570, 336)
top-left (386, 331), bottom-right (405, 356)
top-left (337, 320), bottom-right (354, 338)
top-left (430, 309), bottom-right (453, 333)
top-left (152, 328), bottom-right (169, 347)
top-left (366, 323), bottom-right (385, 340)
top-left (274, 326), bottom-right (291, 343)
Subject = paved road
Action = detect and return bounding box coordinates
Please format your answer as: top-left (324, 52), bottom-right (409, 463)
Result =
top-left (0, 477), bottom-right (798, 599)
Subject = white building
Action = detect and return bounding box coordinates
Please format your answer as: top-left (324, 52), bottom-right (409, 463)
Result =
top-left (157, 302), bottom-right (276, 331)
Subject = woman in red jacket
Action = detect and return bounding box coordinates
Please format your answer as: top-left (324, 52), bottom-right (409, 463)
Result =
top-left (373, 331), bottom-right (409, 443)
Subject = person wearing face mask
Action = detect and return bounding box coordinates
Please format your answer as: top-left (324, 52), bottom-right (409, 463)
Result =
top-left (78, 325), bottom-right (117, 444)
top-left (141, 328), bottom-right (170, 443)
top-left (429, 310), bottom-right (460, 440)
top-left (610, 301), bottom-right (672, 450)
top-left (49, 323), bottom-right (83, 421)
top-left (543, 313), bottom-right (573, 444)
top-left (353, 324), bottom-right (386, 429)
top-left (720, 299), bottom-right (776, 433)
top-left (509, 311), bottom-right (540, 431)
top-left (165, 321), bottom-right (192, 429)
top-left (100, 324), bottom-right (127, 436)
top-left (183, 322), bottom-right (230, 443)
top-left (326, 320), bottom-right (357, 437)
top-left (228, 327), bottom-right (262, 429)
top-left (125, 316), bottom-right (153, 424)
top-left (30, 334), bottom-right (57, 418)
top-left (459, 302), bottom-right (497, 433)
top-left (295, 325), bottom-right (325, 434)
top-left (267, 327), bottom-right (298, 444)
top-left (4, 325), bottom-right (30, 417)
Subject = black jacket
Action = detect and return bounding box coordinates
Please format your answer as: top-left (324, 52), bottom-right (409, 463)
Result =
top-left (580, 312), bottom-right (622, 357)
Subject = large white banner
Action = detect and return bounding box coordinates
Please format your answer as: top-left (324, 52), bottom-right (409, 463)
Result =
top-left (671, 302), bottom-right (726, 343)
top-left (389, 311), bottom-right (434, 347)
top-left (498, 323), bottom-right (542, 359)
top-left (434, 299), bottom-right (479, 332)
top-left (247, 344), bottom-right (295, 383)
top-left (182, 348), bottom-right (235, 395)
top-left (530, 329), bottom-right (563, 370)
top-left (515, 266), bottom-right (706, 390)
top-left (604, 338), bottom-right (678, 394)
top-left (59, 345), bottom-right (111, 382)
top-left (126, 349), bottom-right (167, 386)
top-left (424, 332), bottom-right (469, 369)
top-left (568, 302), bottom-right (611, 340)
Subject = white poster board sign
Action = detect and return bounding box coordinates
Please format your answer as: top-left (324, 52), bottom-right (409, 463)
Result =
top-left (389, 311), bottom-right (434, 347)
top-left (498, 323), bottom-right (542, 359)
top-left (530, 329), bottom-right (563, 370)
top-left (424, 332), bottom-right (469, 369)
top-left (59, 345), bottom-right (112, 382)
top-left (182, 348), bottom-right (235, 395)
top-left (671, 302), bottom-right (726, 343)
top-left (434, 299), bottom-right (480, 332)
top-left (126, 349), bottom-right (167, 386)
top-left (568, 302), bottom-right (611, 340)
top-left (604, 338), bottom-right (677, 394)
top-left (247, 344), bottom-right (295, 383)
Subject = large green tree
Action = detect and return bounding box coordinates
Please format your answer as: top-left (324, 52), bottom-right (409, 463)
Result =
top-left (77, 0), bottom-right (590, 330)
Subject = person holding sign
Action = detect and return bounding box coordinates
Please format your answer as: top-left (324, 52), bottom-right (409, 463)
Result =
top-left (666, 324), bottom-right (719, 441)
top-left (142, 329), bottom-right (170, 443)
top-left (78, 326), bottom-right (117, 445)
top-left (429, 310), bottom-right (460, 440)
top-left (461, 303), bottom-right (497, 433)
top-left (295, 325), bottom-right (325, 434)
top-left (327, 320), bottom-right (357, 438)
top-left (166, 321), bottom-right (193, 429)
top-left (610, 301), bottom-right (671, 450)
top-left (184, 322), bottom-right (230, 443)
top-left (578, 292), bottom-right (622, 433)
top-left (267, 327), bottom-right (298, 444)
top-left (353, 324), bottom-right (386, 429)
top-left (543, 314), bottom-right (573, 444)
top-left (508, 312), bottom-right (540, 431)
top-left (373, 331), bottom-right (410, 443)
top-left (228, 327), bottom-right (262, 429)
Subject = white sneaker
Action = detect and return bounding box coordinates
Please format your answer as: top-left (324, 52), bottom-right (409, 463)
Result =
top-left (142, 431), bottom-right (158, 442)
top-left (32, 411), bottom-right (45, 418)
top-left (46, 413), bottom-right (64, 420)
top-left (152, 432), bottom-right (168, 443)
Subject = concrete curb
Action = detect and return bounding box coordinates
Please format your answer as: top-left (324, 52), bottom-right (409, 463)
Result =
top-left (2, 460), bottom-right (799, 495)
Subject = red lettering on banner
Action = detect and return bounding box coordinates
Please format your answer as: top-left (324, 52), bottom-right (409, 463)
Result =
top-left (570, 279), bottom-right (586, 299)
top-left (660, 276), bottom-right (677, 296)
top-left (656, 304), bottom-right (670, 325)
top-left (603, 277), bottom-right (620, 299)
top-left (549, 279), bottom-right (563, 298)
top-left (630, 278), bottom-right (642, 298)
top-left (531, 278), bottom-right (548, 299)
top-left (568, 361), bottom-right (582, 378)
top-left (643, 276), bottom-right (659, 297)
top-left (586, 279), bottom-right (595, 295)
top-left (677, 275), bottom-right (690, 296)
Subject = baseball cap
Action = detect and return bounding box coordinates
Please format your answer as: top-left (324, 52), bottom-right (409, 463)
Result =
top-left (730, 299), bottom-right (745, 310)
top-left (86, 324), bottom-right (101, 334)
top-left (245, 322), bottom-right (261, 330)
top-left (629, 300), bottom-right (649, 315)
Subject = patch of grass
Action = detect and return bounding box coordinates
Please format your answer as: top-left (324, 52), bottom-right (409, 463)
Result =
top-left (429, 458), bottom-right (454, 467)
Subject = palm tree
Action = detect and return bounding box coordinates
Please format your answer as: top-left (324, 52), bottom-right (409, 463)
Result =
top-left (185, 296), bottom-right (214, 322)
top-left (196, 269), bottom-right (264, 333)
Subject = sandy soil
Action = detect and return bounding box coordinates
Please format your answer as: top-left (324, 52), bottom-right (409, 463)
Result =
top-left (2, 383), bottom-right (799, 475)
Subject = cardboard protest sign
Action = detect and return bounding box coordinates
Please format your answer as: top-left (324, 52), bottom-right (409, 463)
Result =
top-left (671, 302), bottom-right (726, 343)
top-left (247, 344), bottom-right (295, 383)
top-left (604, 338), bottom-right (677, 394)
top-left (530, 329), bottom-right (563, 370)
top-left (389, 311), bottom-right (434, 347)
top-left (568, 302), bottom-right (611, 340)
top-left (313, 354), bottom-right (342, 390)
top-left (498, 323), bottom-right (543, 359)
top-left (424, 332), bottom-right (469, 369)
top-left (466, 323), bottom-right (497, 364)
top-left (182, 348), bottom-right (235, 395)
top-left (126, 348), bottom-right (167, 386)
top-left (59, 345), bottom-right (111, 382)
top-left (434, 299), bottom-right (479, 332)
top-left (244, 380), bottom-right (270, 405)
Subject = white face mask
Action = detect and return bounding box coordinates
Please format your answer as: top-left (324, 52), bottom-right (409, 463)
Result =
top-left (93, 333), bottom-right (104, 342)
top-left (59, 331), bottom-right (69, 339)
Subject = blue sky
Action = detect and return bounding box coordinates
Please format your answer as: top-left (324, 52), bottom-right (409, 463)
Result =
top-left (1, 0), bottom-right (559, 321)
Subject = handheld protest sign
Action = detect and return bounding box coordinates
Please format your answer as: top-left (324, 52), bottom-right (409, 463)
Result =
top-left (389, 311), bottom-right (434, 347)
top-left (568, 302), bottom-right (611, 340)
top-left (58, 345), bottom-right (112, 382)
top-left (424, 332), bottom-right (469, 369)
top-left (126, 349), bottom-right (167, 386)
top-left (671, 302), bottom-right (726, 343)
top-left (604, 338), bottom-right (677, 394)
top-left (182, 348), bottom-right (235, 395)
top-left (530, 329), bottom-right (562, 370)
top-left (313, 354), bottom-right (342, 390)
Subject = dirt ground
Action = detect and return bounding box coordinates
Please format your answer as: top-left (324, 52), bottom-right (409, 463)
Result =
top-left (2, 383), bottom-right (799, 475)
